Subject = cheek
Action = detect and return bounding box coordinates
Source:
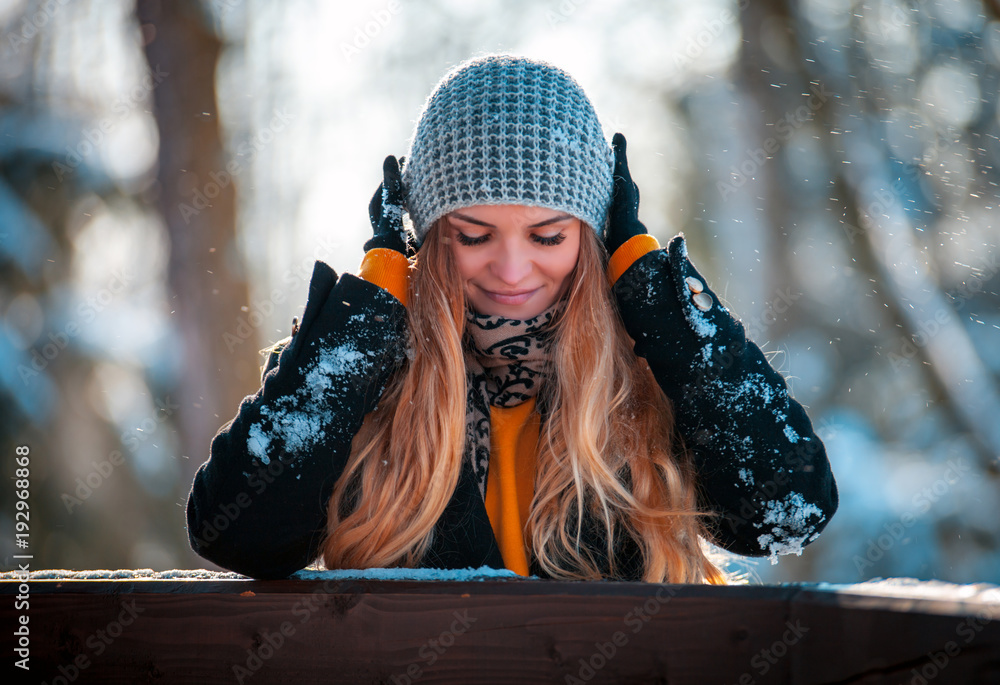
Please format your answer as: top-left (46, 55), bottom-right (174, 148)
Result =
top-left (550, 238), bottom-right (581, 285)
top-left (450, 246), bottom-right (479, 282)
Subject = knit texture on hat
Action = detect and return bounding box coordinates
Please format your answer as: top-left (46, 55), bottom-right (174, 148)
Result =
top-left (403, 54), bottom-right (614, 245)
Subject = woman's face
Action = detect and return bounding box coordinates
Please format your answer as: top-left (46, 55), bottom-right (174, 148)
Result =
top-left (445, 204), bottom-right (582, 319)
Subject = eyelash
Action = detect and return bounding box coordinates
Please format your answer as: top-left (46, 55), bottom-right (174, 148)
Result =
top-left (455, 232), bottom-right (489, 246)
top-left (454, 232), bottom-right (566, 247)
top-left (535, 233), bottom-right (566, 246)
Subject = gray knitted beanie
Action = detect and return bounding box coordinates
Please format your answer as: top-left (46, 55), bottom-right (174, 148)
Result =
top-left (402, 54), bottom-right (614, 246)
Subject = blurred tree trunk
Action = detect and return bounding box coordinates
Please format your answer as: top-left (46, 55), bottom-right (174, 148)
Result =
top-left (139, 0), bottom-right (257, 486)
top-left (736, 0), bottom-right (795, 316)
top-left (739, 0), bottom-right (1000, 468)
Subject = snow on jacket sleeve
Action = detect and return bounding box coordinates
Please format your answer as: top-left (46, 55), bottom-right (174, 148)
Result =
top-left (611, 233), bottom-right (839, 563)
top-left (185, 260), bottom-right (409, 579)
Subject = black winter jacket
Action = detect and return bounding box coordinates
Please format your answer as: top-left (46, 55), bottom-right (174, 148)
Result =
top-left (185, 234), bottom-right (839, 580)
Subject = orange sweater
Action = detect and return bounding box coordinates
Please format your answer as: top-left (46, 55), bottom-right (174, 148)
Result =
top-left (357, 234), bottom-right (659, 576)
top-left (484, 399), bottom-right (540, 576)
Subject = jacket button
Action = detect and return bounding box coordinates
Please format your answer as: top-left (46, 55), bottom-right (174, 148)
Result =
top-left (692, 292), bottom-right (713, 311)
top-left (685, 276), bottom-right (704, 293)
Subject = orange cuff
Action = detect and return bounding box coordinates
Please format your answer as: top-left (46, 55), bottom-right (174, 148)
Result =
top-left (607, 234), bottom-right (661, 286)
top-left (358, 248), bottom-right (410, 306)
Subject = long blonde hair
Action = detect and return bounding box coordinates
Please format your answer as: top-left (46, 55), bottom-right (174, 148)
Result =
top-left (322, 220), bottom-right (731, 584)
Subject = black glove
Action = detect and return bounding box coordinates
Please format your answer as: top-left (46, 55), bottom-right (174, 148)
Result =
top-left (364, 155), bottom-right (412, 256)
top-left (605, 132), bottom-right (649, 256)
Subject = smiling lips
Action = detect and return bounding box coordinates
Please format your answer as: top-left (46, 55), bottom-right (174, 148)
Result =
top-left (480, 287), bottom-right (540, 305)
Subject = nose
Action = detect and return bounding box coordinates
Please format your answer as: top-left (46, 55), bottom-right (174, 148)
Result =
top-left (490, 239), bottom-right (532, 285)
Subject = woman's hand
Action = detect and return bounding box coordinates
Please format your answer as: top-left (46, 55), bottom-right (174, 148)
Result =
top-left (605, 133), bottom-right (649, 256)
top-left (365, 155), bottom-right (412, 256)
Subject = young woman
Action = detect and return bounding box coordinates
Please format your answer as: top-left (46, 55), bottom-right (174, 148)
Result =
top-left (186, 55), bottom-right (839, 584)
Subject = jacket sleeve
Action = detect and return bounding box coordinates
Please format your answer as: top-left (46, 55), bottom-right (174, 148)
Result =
top-left (611, 233), bottom-right (839, 563)
top-left (185, 260), bottom-right (409, 578)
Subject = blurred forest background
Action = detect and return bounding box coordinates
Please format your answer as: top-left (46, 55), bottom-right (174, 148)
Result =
top-left (1, 0), bottom-right (998, 585)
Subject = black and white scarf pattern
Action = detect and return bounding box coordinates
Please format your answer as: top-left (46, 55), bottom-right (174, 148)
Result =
top-left (463, 303), bottom-right (560, 501)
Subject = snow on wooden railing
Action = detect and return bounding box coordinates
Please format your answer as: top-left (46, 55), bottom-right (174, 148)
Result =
top-left (1, 568), bottom-right (998, 684)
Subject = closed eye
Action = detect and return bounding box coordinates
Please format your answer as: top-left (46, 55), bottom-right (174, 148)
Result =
top-left (532, 233), bottom-right (566, 246)
top-left (455, 232), bottom-right (489, 246)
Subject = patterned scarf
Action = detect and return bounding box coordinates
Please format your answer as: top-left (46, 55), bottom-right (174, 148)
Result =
top-left (463, 303), bottom-right (560, 501)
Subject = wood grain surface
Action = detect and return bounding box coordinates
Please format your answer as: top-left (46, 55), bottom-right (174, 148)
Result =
top-left (2, 578), bottom-right (998, 684)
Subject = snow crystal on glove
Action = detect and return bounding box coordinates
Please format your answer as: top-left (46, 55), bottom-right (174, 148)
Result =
top-left (682, 372), bottom-right (790, 464)
top-left (247, 343), bottom-right (374, 465)
top-left (381, 184), bottom-right (405, 242)
top-left (755, 491), bottom-right (826, 565)
top-left (675, 238), bottom-right (717, 337)
top-left (784, 424), bottom-right (801, 444)
top-left (682, 296), bottom-right (717, 338)
top-left (687, 372), bottom-right (783, 410)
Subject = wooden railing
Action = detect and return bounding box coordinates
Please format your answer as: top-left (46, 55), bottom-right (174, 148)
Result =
top-left (2, 569), bottom-right (998, 684)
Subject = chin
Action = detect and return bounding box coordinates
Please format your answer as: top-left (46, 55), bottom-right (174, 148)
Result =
top-left (469, 298), bottom-right (548, 320)
top-left (465, 282), bottom-right (564, 319)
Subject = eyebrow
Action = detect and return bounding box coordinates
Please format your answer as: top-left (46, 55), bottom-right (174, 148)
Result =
top-left (449, 212), bottom-right (574, 229)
